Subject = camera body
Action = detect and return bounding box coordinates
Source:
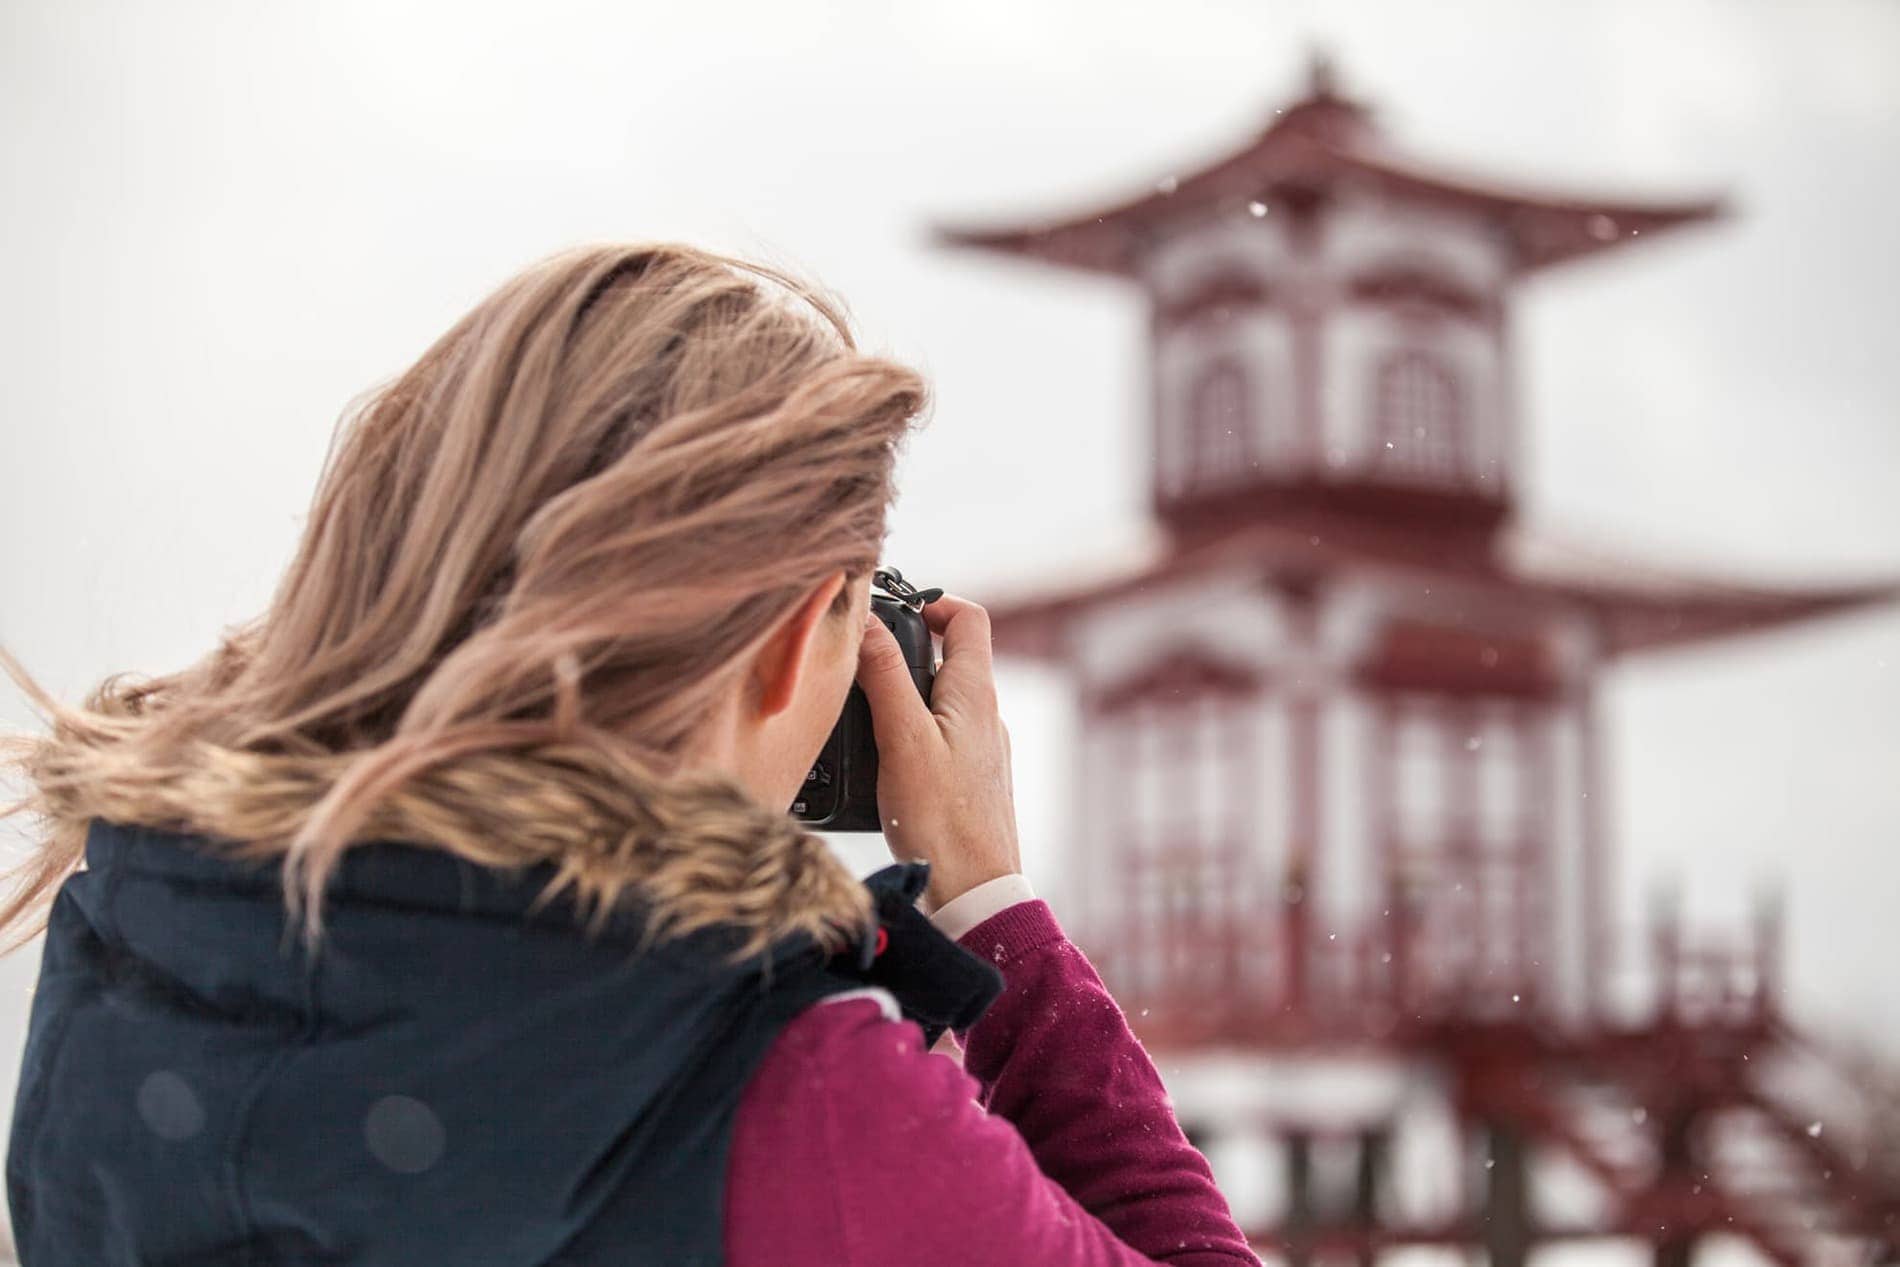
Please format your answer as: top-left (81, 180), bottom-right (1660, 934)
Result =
top-left (790, 567), bottom-right (939, 831)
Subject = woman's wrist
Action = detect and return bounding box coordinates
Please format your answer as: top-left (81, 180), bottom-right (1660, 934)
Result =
top-left (928, 873), bottom-right (1036, 942)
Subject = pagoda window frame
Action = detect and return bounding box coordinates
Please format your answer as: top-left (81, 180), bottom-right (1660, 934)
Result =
top-left (1184, 352), bottom-right (1260, 492)
top-left (1357, 621), bottom-right (1560, 1014)
top-left (1370, 345), bottom-right (1468, 487)
top-left (1367, 687), bottom-right (1557, 1015)
top-left (1156, 263), bottom-right (1276, 503)
top-left (1090, 645), bottom-right (1267, 1021)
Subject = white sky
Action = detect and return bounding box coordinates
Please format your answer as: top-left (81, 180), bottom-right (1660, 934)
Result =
top-left (1, 0), bottom-right (1897, 1198)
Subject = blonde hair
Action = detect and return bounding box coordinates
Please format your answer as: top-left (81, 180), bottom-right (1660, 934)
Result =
top-left (0, 243), bottom-right (928, 959)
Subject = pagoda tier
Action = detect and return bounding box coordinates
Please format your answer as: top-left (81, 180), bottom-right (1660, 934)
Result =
top-left (934, 57), bottom-right (1728, 540)
top-left (978, 513), bottom-right (1900, 663)
top-left (970, 512), bottom-right (1895, 1043)
top-left (935, 58), bottom-right (1724, 280)
top-left (969, 524), bottom-right (1899, 1265)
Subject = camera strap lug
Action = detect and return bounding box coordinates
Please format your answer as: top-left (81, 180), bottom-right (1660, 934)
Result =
top-left (873, 566), bottom-right (943, 612)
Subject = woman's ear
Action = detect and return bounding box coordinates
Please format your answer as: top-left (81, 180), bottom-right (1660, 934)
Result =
top-left (750, 571), bottom-right (849, 719)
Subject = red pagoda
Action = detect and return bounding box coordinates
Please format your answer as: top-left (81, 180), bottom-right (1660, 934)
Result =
top-left (939, 55), bottom-right (1900, 1267)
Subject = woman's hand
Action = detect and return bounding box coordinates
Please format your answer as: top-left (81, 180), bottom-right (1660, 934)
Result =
top-left (854, 593), bottom-right (1023, 913)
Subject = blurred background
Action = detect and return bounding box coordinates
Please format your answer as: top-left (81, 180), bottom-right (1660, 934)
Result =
top-left (2, 1), bottom-right (1896, 1263)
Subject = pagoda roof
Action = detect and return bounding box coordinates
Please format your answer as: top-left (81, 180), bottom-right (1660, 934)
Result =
top-left (974, 513), bottom-right (1900, 662)
top-left (935, 60), bottom-right (1726, 279)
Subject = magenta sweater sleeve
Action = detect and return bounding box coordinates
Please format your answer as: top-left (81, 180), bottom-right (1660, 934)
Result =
top-left (724, 899), bottom-right (1258, 1267)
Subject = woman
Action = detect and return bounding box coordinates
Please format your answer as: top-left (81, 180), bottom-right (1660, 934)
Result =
top-left (0, 244), bottom-right (1257, 1265)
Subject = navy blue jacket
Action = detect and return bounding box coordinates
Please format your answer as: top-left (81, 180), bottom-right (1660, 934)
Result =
top-left (7, 818), bottom-right (1000, 1265)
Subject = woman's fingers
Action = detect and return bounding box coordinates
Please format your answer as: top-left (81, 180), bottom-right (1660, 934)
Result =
top-left (919, 594), bottom-right (995, 712)
top-left (861, 590), bottom-right (1022, 910)
top-left (856, 617), bottom-right (937, 754)
top-left (921, 593), bottom-right (993, 670)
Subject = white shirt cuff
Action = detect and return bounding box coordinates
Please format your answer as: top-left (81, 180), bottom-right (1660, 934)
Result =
top-left (928, 874), bottom-right (1036, 943)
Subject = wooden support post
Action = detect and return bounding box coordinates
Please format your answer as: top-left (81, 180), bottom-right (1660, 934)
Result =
top-left (1354, 1126), bottom-right (1388, 1267)
top-left (1482, 1121), bottom-right (1531, 1267)
top-left (1372, 695), bottom-right (1407, 1011)
top-left (1285, 1128), bottom-right (1315, 1267)
top-left (1290, 686), bottom-right (1320, 1016)
top-left (1285, 858), bottom-right (1311, 1020)
top-left (1653, 1104), bottom-right (1698, 1267)
top-left (1577, 683), bottom-right (1611, 1021)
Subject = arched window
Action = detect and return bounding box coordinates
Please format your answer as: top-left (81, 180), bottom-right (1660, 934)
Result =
top-left (1372, 349), bottom-right (1465, 485)
top-left (1185, 355), bottom-right (1258, 489)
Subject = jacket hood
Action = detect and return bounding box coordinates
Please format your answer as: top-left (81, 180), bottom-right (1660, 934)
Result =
top-left (16, 725), bottom-right (874, 961)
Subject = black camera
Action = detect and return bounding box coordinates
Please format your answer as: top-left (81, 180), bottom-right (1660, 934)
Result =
top-left (789, 566), bottom-right (941, 831)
